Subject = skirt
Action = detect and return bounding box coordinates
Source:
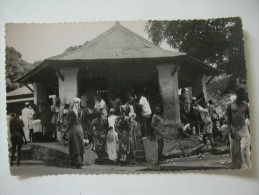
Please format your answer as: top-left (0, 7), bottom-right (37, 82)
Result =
top-left (69, 123), bottom-right (85, 161)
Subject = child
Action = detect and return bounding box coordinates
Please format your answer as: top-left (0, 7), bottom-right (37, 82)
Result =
top-left (31, 113), bottom-right (43, 142)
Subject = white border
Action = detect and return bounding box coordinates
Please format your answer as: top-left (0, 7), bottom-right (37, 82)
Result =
top-left (0, 0), bottom-right (259, 195)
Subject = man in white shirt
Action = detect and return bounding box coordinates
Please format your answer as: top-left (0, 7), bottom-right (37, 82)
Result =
top-left (133, 92), bottom-right (152, 138)
top-left (21, 102), bottom-right (31, 142)
top-left (94, 95), bottom-right (108, 117)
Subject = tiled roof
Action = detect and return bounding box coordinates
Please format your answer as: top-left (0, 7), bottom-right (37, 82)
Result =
top-left (48, 22), bottom-right (185, 61)
top-left (15, 22), bottom-right (223, 83)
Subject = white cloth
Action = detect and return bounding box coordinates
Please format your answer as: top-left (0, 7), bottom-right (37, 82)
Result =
top-left (128, 105), bottom-right (135, 115)
top-left (21, 107), bottom-right (31, 141)
top-left (106, 129), bottom-right (118, 161)
top-left (195, 105), bottom-right (212, 134)
top-left (108, 115), bottom-right (117, 130)
top-left (32, 119), bottom-right (42, 133)
top-left (230, 125), bottom-right (251, 169)
top-left (28, 109), bottom-right (35, 129)
top-left (94, 99), bottom-right (108, 116)
top-left (139, 96), bottom-right (152, 116)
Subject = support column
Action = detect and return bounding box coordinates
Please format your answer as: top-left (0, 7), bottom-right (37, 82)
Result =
top-left (156, 64), bottom-right (182, 137)
top-left (192, 74), bottom-right (207, 101)
top-left (58, 68), bottom-right (79, 104)
top-left (33, 82), bottom-right (47, 107)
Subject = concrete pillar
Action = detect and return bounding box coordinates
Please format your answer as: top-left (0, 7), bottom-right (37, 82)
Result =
top-left (33, 82), bottom-right (47, 107)
top-left (192, 74), bottom-right (207, 100)
top-left (58, 68), bottom-right (79, 104)
top-left (156, 64), bottom-right (182, 137)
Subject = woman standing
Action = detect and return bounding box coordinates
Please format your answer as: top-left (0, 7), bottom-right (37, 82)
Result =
top-left (151, 107), bottom-right (165, 163)
top-left (51, 97), bottom-right (60, 140)
top-left (57, 100), bottom-right (70, 145)
top-left (129, 113), bottom-right (137, 163)
top-left (115, 109), bottom-right (130, 164)
top-left (63, 98), bottom-right (86, 169)
top-left (91, 111), bottom-right (108, 164)
top-left (106, 108), bottom-right (118, 162)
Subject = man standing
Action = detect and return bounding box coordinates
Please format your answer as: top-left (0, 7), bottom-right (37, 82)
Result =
top-left (133, 91), bottom-right (152, 138)
top-left (21, 102), bottom-right (31, 142)
top-left (109, 92), bottom-right (122, 114)
top-left (226, 88), bottom-right (251, 169)
top-left (194, 102), bottom-right (214, 148)
top-left (10, 109), bottom-right (27, 166)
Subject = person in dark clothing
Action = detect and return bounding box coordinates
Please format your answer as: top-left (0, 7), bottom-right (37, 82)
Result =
top-left (10, 109), bottom-right (27, 166)
top-left (189, 97), bottom-right (201, 135)
top-left (63, 98), bottom-right (86, 169)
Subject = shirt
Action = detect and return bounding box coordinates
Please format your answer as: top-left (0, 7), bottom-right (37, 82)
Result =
top-left (108, 115), bottom-right (117, 130)
top-left (196, 105), bottom-right (212, 124)
top-left (139, 96), bottom-right (152, 116)
top-left (110, 98), bottom-right (122, 112)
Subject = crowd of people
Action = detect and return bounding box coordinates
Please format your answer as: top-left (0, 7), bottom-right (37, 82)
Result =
top-left (8, 87), bottom-right (251, 169)
top-left (178, 87), bottom-right (251, 169)
top-left (9, 91), bottom-right (163, 168)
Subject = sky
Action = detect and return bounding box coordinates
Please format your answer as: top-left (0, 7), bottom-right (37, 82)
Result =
top-left (6, 21), bottom-right (173, 64)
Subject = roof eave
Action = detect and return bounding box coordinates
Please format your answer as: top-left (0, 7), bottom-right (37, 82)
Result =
top-left (185, 55), bottom-right (224, 76)
top-left (14, 60), bottom-right (49, 83)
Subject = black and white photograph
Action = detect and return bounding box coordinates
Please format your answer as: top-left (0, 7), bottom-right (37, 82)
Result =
top-left (1, 1), bottom-right (259, 195)
top-left (5, 18), bottom-right (252, 175)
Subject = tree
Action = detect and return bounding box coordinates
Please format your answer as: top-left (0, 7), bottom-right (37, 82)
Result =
top-left (5, 47), bottom-right (34, 92)
top-left (145, 18), bottom-right (247, 92)
top-left (62, 41), bottom-right (89, 54)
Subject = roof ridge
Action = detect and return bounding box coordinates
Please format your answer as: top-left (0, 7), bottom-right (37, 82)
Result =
top-left (48, 23), bottom-right (119, 60)
top-left (118, 24), bottom-right (161, 49)
top-left (48, 22), bottom-right (185, 60)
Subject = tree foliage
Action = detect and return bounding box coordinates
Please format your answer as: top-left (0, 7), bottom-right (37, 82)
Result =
top-left (62, 41), bottom-right (89, 54)
top-left (5, 47), bottom-right (35, 92)
top-left (145, 18), bottom-right (247, 92)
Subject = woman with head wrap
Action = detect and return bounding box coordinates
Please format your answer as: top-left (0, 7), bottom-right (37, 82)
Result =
top-left (62, 98), bottom-right (86, 169)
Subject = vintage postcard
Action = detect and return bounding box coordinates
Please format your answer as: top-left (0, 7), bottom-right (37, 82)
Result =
top-left (5, 18), bottom-right (251, 175)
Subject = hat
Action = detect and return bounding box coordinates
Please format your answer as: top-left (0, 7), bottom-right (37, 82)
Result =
top-left (109, 108), bottom-right (115, 114)
top-left (64, 100), bottom-right (70, 105)
top-left (73, 97), bottom-right (81, 104)
top-left (191, 97), bottom-right (196, 101)
top-left (25, 102), bottom-right (29, 106)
